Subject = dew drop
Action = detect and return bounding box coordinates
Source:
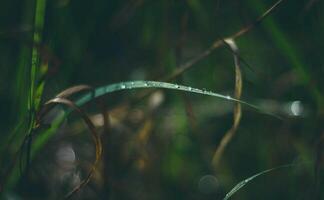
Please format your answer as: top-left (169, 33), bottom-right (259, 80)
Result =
top-left (202, 88), bottom-right (209, 94)
top-left (290, 100), bottom-right (303, 116)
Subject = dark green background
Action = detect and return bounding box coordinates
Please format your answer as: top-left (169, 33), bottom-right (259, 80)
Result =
top-left (0, 0), bottom-right (323, 199)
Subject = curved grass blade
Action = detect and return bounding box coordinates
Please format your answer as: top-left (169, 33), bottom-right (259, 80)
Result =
top-left (212, 39), bottom-right (242, 167)
top-left (3, 85), bottom-right (96, 194)
top-left (56, 85), bottom-right (93, 99)
top-left (5, 81), bottom-right (279, 193)
top-left (37, 85), bottom-right (93, 122)
top-left (76, 81), bottom-right (264, 113)
top-left (36, 81), bottom-right (280, 157)
top-left (223, 164), bottom-right (293, 200)
top-left (43, 97), bottom-right (102, 199)
top-left (112, 0), bottom-right (284, 116)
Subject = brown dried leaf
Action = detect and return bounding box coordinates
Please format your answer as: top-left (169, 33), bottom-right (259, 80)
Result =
top-left (42, 97), bottom-right (102, 199)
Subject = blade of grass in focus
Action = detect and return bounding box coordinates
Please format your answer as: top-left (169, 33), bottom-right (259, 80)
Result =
top-left (5, 80), bottom-right (266, 191)
top-left (31, 81), bottom-right (278, 162)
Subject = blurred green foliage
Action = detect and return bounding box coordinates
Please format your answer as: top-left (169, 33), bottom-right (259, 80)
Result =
top-left (0, 0), bottom-right (323, 199)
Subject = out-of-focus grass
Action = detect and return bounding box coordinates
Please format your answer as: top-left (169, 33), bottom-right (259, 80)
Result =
top-left (0, 0), bottom-right (322, 199)
top-left (2, 0), bottom-right (48, 191)
top-left (248, 0), bottom-right (324, 108)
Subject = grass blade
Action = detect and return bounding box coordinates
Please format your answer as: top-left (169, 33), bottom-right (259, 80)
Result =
top-left (76, 81), bottom-right (259, 110)
top-left (30, 0), bottom-right (47, 112)
top-left (43, 97), bottom-right (102, 199)
top-left (212, 39), bottom-right (242, 167)
top-left (5, 80), bottom-right (279, 193)
top-left (223, 164), bottom-right (293, 200)
top-left (33, 80), bottom-right (279, 159)
top-left (1, 0), bottom-right (48, 191)
top-left (56, 85), bottom-right (93, 99)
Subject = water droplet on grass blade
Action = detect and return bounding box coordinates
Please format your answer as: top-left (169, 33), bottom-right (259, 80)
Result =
top-left (290, 100), bottom-right (303, 116)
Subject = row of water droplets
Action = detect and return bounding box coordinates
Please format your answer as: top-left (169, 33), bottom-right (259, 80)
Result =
top-left (102, 81), bottom-right (233, 100)
top-left (74, 81), bottom-right (241, 110)
top-left (223, 179), bottom-right (250, 200)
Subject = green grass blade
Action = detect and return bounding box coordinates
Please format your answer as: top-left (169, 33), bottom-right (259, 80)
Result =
top-left (3, 0), bottom-right (48, 191)
top-left (10, 0), bottom-right (36, 142)
top-left (34, 80), bottom-right (279, 155)
top-left (223, 164), bottom-right (293, 200)
top-left (76, 81), bottom-right (261, 111)
top-left (6, 80), bottom-right (279, 191)
top-left (30, 0), bottom-right (47, 112)
top-left (1, 0), bottom-right (47, 162)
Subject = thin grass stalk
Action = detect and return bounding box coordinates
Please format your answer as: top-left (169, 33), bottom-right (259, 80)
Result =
top-left (212, 39), bottom-right (242, 167)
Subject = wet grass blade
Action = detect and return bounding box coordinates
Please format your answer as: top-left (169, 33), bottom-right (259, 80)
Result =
top-left (75, 81), bottom-right (260, 110)
top-left (33, 80), bottom-right (279, 158)
top-left (5, 81), bottom-right (279, 193)
top-left (223, 164), bottom-right (293, 200)
top-left (175, 9), bottom-right (198, 133)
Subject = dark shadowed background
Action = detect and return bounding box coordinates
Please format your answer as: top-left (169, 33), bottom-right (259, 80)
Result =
top-left (0, 0), bottom-right (323, 199)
